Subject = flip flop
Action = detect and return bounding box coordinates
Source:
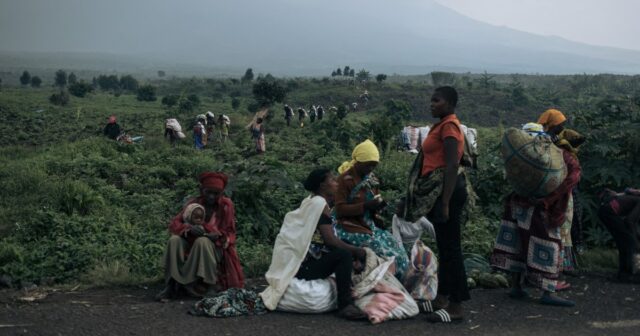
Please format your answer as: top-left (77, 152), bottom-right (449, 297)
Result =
top-left (426, 309), bottom-right (463, 324)
top-left (417, 300), bottom-right (435, 313)
top-left (555, 281), bottom-right (571, 291)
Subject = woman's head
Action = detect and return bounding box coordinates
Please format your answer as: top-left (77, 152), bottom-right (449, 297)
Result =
top-left (304, 168), bottom-right (337, 196)
top-left (430, 86), bottom-right (457, 118)
top-left (256, 117), bottom-right (263, 124)
top-left (538, 109), bottom-right (567, 134)
top-left (337, 139), bottom-right (380, 175)
top-left (183, 203), bottom-right (205, 225)
top-left (198, 172), bottom-right (228, 205)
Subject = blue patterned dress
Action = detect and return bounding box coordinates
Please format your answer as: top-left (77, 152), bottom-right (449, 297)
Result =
top-left (334, 173), bottom-right (408, 280)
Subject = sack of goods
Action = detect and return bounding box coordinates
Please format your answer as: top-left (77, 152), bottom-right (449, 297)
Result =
top-left (501, 127), bottom-right (567, 198)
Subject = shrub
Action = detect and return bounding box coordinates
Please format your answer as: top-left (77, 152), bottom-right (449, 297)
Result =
top-left (30, 76), bottom-right (42, 88)
top-left (68, 81), bottom-right (94, 98)
top-left (136, 85), bottom-right (157, 102)
top-left (49, 91), bottom-right (70, 106)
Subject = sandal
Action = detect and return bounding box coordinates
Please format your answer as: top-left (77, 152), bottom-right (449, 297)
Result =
top-left (426, 309), bottom-right (463, 324)
top-left (417, 300), bottom-right (435, 313)
top-left (555, 281), bottom-right (571, 291)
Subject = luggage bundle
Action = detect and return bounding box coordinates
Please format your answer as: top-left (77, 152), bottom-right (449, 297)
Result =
top-left (501, 128), bottom-right (567, 198)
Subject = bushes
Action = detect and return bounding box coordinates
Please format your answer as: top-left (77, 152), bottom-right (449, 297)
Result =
top-left (69, 81), bottom-right (94, 97)
top-left (49, 90), bottom-right (70, 106)
top-left (136, 85), bottom-right (157, 101)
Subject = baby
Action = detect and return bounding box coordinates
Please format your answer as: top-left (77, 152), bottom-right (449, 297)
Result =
top-left (392, 197), bottom-right (436, 253)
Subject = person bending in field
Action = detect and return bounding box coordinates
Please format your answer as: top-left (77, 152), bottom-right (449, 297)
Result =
top-left (599, 188), bottom-right (640, 283)
top-left (156, 172), bottom-right (244, 301)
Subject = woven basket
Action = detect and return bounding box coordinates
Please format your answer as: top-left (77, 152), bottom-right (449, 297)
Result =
top-left (501, 128), bottom-right (567, 198)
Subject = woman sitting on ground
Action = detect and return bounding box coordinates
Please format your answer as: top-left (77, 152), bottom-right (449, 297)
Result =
top-left (334, 140), bottom-right (409, 280)
top-left (261, 168), bottom-right (367, 320)
top-left (156, 172), bottom-right (244, 301)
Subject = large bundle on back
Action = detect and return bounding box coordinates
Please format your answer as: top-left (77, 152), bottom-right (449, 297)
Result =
top-left (501, 128), bottom-right (567, 198)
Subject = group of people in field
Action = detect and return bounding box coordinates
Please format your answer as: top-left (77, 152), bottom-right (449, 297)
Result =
top-left (148, 86), bottom-right (638, 324)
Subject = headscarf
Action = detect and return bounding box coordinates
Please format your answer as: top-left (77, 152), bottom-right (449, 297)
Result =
top-left (199, 172), bottom-right (228, 191)
top-left (108, 115), bottom-right (116, 124)
top-left (537, 109), bottom-right (566, 130)
top-left (337, 139), bottom-right (380, 174)
top-left (182, 203), bottom-right (205, 223)
top-left (522, 122), bottom-right (544, 135)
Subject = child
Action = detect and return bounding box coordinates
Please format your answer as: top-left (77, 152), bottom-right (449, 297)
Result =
top-left (392, 197), bottom-right (436, 253)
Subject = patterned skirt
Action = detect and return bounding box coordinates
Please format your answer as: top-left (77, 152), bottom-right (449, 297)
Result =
top-left (491, 196), bottom-right (563, 292)
top-left (337, 224), bottom-right (409, 280)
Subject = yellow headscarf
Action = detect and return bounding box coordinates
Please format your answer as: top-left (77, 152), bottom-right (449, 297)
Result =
top-left (537, 109), bottom-right (567, 131)
top-left (337, 140), bottom-right (380, 174)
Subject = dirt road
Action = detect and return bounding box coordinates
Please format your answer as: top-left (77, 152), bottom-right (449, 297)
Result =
top-left (1, 274), bottom-right (639, 336)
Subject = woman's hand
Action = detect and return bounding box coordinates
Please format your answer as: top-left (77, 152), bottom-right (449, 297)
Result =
top-left (205, 232), bottom-right (221, 241)
top-left (190, 225), bottom-right (205, 237)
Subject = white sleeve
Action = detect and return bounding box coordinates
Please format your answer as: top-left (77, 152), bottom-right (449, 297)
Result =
top-left (419, 217), bottom-right (436, 240)
top-left (391, 215), bottom-right (404, 246)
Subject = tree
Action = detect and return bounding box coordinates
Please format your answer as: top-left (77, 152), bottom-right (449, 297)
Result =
top-left (349, 69), bottom-right (355, 77)
top-left (20, 71), bottom-right (31, 86)
top-left (343, 66), bottom-right (350, 77)
top-left (231, 97), bottom-right (241, 110)
top-left (370, 100), bottom-right (412, 151)
top-left (336, 68), bottom-right (342, 76)
top-left (54, 70), bottom-right (67, 89)
top-left (136, 85), bottom-right (157, 102)
top-left (478, 71), bottom-right (495, 90)
top-left (331, 70), bottom-right (337, 77)
top-left (355, 69), bottom-right (371, 82)
top-left (30, 76), bottom-right (42, 88)
top-left (68, 81), bottom-right (94, 97)
top-left (375, 74), bottom-right (387, 84)
top-left (119, 75), bottom-right (139, 91)
top-left (97, 75), bottom-right (120, 91)
top-left (161, 95), bottom-right (179, 107)
top-left (157, 70), bottom-right (166, 77)
top-left (431, 71), bottom-right (455, 86)
top-left (68, 73), bottom-right (77, 85)
top-left (242, 68), bottom-right (254, 83)
top-left (252, 78), bottom-right (286, 107)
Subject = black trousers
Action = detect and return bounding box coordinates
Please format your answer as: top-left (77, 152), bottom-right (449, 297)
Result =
top-left (296, 247), bottom-right (353, 309)
top-left (427, 173), bottom-right (470, 303)
top-left (599, 204), bottom-right (638, 274)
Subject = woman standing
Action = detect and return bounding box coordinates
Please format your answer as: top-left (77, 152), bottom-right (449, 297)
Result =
top-left (334, 140), bottom-right (409, 280)
top-left (404, 86), bottom-right (471, 323)
top-left (251, 118), bottom-right (266, 154)
top-left (156, 172), bottom-right (244, 301)
top-left (492, 110), bottom-right (581, 307)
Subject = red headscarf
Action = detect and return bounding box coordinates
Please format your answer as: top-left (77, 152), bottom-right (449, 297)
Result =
top-left (108, 115), bottom-right (117, 124)
top-left (199, 172), bottom-right (228, 191)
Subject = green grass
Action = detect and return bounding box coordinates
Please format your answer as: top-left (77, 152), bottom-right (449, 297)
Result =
top-left (1, 74), bottom-right (638, 287)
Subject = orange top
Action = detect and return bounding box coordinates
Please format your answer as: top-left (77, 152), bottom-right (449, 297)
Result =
top-left (421, 114), bottom-right (464, 177)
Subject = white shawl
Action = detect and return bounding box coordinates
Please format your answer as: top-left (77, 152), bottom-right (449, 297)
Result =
top-left (260, 195), bottom-right (326, 310)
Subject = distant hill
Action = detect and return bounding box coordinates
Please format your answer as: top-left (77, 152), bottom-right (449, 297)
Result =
top-left (1, 0), bottom-right (639, 75)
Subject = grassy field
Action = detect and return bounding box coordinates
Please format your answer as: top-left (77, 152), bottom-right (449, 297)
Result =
top-left (1, 72), bottom-right (638, 286)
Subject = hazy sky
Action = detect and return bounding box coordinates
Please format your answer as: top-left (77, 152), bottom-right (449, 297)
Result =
top-left (435, 0), bottom-right (640, 51)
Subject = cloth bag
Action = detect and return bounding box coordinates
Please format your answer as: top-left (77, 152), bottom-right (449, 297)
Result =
top-left (402, 241), bottom-right (438, 301)
top-left (276, 277), bottom-right (338, 313)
